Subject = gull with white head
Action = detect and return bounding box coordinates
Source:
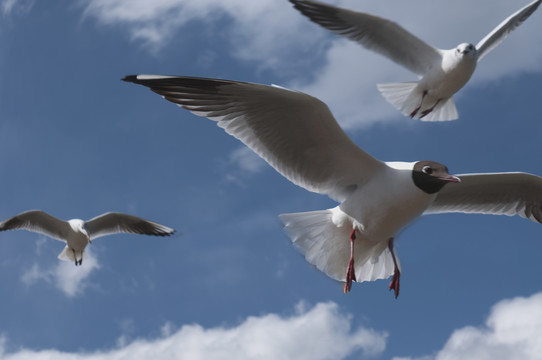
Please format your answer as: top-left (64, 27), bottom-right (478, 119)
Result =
top-left (290, 0), bottom-right (541, 121)
top-left (124, 75), bottom-right (542, 297)
top-left (0, 210), bottom-right (175, 266)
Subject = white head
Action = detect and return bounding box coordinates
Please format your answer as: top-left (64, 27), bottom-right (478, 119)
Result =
top-left (455, 43), bottom-right (477, 59)
top-left (68, 219), bottom-right (91, 243)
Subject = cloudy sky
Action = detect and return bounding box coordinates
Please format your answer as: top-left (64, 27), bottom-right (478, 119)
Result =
top-left (0, 0), bottom-right (541, 359)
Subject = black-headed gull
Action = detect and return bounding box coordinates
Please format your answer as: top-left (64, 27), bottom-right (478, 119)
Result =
top-left (290, 0), bottom-right (541, 121)
top-left (123, 75), bottom-right (542, 297)
top-left (0, 210), bottom-right (175, 265)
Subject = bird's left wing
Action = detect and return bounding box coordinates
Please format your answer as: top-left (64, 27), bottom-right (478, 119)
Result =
top-left (85, 213), bottom-right (175, 240)
top-left (424, 172), bottom-right (542, 223)
top-left (476, 0), bottom-right (541, 61)
top-left (123, 75), bottom-right (385, 202)
top-left (290, 0), bottom-right (442, 76)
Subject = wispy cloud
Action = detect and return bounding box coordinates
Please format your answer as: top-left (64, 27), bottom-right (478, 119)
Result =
top-left (396, 292), bottom-right (542, 360)
top-left (221, 147), bottom-right (268, 186)
top-left (21, 249), bottom-right (100, 298)
top-left (229, 147), bottom-right (267, 174)
top-left (1, 0), bottom-right (34, 16)
top-left (0, 301), bottom-right (387, 359)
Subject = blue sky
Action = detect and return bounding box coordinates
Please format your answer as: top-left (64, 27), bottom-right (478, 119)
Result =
top-left (0, 0), bottom-right (541, 359)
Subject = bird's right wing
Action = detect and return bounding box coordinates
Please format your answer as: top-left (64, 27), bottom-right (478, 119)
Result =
top-left (475, 0), bottom-right (541, 61)
top-left (425, 172), bottom-right (542, 223)
top-left (123, 75), bottom-right (385, 202)
top-left (0, 210), bottom-right (71, 242)
top-left (290, 0), bottom-right (442, 76)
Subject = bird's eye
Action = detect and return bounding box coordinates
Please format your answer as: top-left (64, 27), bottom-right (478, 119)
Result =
top-left (422, 166), bottom-right (433, 175)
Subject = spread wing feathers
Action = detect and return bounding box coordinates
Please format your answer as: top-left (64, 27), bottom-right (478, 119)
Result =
top-left (123, 75), bottom-right (384, 202)
top-left (476, 0), bottom-right (541, 61)
top-left (0, 210), bottom-right (70, 242)
top-left (425, 172), bottom-right (542, 223)
top-left (85, 213), bottom-right (175, 240)
top-left (289, 0), bottom-right (441, 75)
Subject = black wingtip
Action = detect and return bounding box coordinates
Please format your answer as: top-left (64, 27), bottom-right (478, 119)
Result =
top-left (122, 75), bottom-right (139, 83)
top-left (161, 228), bottom-right (176, 237)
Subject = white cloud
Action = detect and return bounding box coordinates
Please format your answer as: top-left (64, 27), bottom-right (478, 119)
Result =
top-left (397, 292), bottom-right (542, 360)
top-left (52, 254), bottom-right (100, 297)
top-left (80, 0), bottom-right (323, 68)
top-left (21, 250), bottom-right (100, 298)
top-left (221, 147), bottom-right (267, 186)
top-left (0, 302), bottom-right (387, 360)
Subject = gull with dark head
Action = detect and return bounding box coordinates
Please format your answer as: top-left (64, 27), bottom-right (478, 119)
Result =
top-left (290, 0), bottom-right (541, 121)
top-left (0, 210), bottom-right (175, 266)
top-left (124, 75), bottom-right (542, 297)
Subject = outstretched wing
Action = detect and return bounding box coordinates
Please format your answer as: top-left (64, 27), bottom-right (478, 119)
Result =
top-left (123, 75), bottom-right (385, 202)
top-left (0, 210), bottom-right (71, 242)
top-left (85, 212), bottom-right (175, 240)
top-left (425, 172), bottom-right (542, 223)
top-left (476, 0), bottom-right (541, 61)
top-left (290, 0), bottom-right (442, 76)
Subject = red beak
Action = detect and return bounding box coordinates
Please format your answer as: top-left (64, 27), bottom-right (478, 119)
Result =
top-left (440, 175), bottom-right (461, 183)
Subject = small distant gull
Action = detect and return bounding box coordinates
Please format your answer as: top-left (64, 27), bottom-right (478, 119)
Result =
top-left (290, 0), bottom-right (541, 121)
top-left (0, 211), bottom-right (175, 266)
top-left (124, 75), bottom-right (542, 297)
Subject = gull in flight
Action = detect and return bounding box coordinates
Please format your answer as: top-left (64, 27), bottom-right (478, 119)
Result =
top-left (290, 0), bottom-right (541, 121)
top-left (0, 210), bottom-right (175, 266)
top-left (124, 75), bottom-right (542, 297)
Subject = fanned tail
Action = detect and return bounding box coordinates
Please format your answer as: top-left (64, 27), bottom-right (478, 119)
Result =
top-left (279, 207), bottom-right (398, 284)
top-left (377, 82), bottom-right (458, 121)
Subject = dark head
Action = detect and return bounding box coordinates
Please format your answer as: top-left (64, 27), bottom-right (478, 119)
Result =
top-left (412, 161), bottom-right (460, 194)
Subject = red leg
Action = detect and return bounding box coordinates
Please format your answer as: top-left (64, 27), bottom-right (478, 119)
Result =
top-left (419, 98), bottom-right (441, 119)
top-left (409, 90), bottom-right (428, 118)
top-left (343, 229), bottom-right (357, 294)
top-left (387, 238), bottom-right (401, 298)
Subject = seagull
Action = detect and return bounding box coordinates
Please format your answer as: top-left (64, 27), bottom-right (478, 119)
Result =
top-left (0, 210), bottom-right (175, 266)
top-left (290, 0), bottom-right (541, 121)
top-left (123, 75), bottom-right (542, 297)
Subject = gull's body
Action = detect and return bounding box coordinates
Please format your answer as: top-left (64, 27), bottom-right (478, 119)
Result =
top-left (290, 0), bottom-right (541, 121)
top-left (124, 75), bottom-right (542, 296)
top-left (0, 210), bottom-right (175, 265)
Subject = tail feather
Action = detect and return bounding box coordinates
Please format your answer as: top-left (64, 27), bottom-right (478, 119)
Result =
top-left (419, 97), bottom-right (458, 122)
top-left (58, 246), bottom-right (86, 262)
top-left (279, 207), bottom-right (397, 283)
top-left (377, 82), bottom-right (458, 121)
top-left (377, 82), bottom-right (419, 114)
